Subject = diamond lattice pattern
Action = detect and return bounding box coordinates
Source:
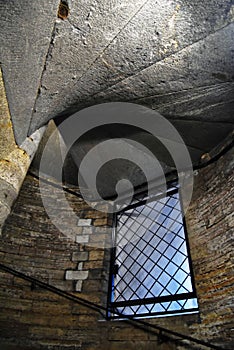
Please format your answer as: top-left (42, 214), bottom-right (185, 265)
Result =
top-left (111, 191), bottom-right (198, 317)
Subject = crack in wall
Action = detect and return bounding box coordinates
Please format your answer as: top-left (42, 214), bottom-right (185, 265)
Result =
top-left (29, 8), bottom-right (60, 134)
top-left (84, 21), bottom-right (234, 103)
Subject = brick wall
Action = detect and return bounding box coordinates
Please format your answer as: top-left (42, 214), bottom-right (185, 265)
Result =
top-left (186, 148), bottom-right (233, 347)
top-left (0, 147), bottom-right (233, 349)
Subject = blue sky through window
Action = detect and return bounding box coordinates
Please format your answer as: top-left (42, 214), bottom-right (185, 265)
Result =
top-left (109, 189), bottom-right (198, 318)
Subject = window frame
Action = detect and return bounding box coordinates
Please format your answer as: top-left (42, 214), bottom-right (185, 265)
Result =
top-left (107, 185), bottom-right (198, 320)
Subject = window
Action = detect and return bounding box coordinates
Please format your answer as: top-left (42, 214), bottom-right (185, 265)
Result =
top-left (107, 185), bottom-right (198, 319)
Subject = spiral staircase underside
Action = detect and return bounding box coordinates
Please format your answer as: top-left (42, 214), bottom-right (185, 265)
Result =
top-left (0, 0), bottom-right (233, 198)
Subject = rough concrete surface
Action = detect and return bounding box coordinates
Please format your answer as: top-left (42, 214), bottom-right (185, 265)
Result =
top-left (31, 0), bottom-right (234, 133)
top-left (0, 68), bottom-right (45, 231)
top-left (0, 0), bottom-right (60, 144)
top-left (0, 0), bottom-right (233, 196)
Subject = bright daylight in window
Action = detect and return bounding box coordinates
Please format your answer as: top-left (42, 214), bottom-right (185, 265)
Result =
top-left (107, 185), bottom-right (198, 319)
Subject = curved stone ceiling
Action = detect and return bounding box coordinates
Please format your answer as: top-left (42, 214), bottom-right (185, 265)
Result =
top-left (1, 0), bottom-right (233, 169)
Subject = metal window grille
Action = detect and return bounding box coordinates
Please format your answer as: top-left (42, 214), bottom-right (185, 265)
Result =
top-left (107, 186), bottom-right (198, 319)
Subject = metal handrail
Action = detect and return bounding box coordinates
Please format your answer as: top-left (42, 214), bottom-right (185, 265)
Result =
top-left (0, 262), bottom-right (227, 350)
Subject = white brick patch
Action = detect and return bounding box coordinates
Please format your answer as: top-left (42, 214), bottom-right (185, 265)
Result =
top-left (76, 235), bottom-right (89, 244)
top-left (77, 262), bottom-right (83, 270)
top-left (77, 219), bottom-right (92, 226)
top-left (82, 227), bottom-right (93, 234)
top-left (75, 280), bottom-right (83, 292)
top-left (65, 270), bottom-right (89, 280)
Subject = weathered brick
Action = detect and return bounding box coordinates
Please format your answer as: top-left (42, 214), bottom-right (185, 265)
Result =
top-left (71, 251), bottom-right (89, 262)
top-left (82, 227), bottom-right (93, 234)
top-left (0, 146), bottom-right (233, 350)
top-left (93, 218), bottom-right (108, 226)
top-left (83, 210), bottom-right (107, 219)
top-left (75, 280), bottom-right (83, 292)
top-left (77, 219), bottom-right (92, 226)
top-left (75, 235), bottom-right (89, 244)
top-left (89, 250), bottom-right (105, 261)
top-left (77, 262), bottom-right (83, 270)
top-left (65, 270), bottom-right (89, 280)
top-left (84, 260), bottom-right (104, 269)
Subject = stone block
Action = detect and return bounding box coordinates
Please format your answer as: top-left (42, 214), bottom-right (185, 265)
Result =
top-left (0, 179), bottom-right (18, 209)
top-left (71, 251), bottom-right (89, 262)
top-left (77, 218), bottom-right (92, 226)
top-left (89, 250), bottom-right (105, 261)
top-left (77, 262), bottom-right (83, 270)
top-left (88, 269), bottom-right (103, 280)
top-left (0, 204), bottom-right (10, 230)
top-left (75, 235), bottom-right (89, 244)
top-left (93, 218), bottom-right (108, 226)
top-left (84, 260), bottom-right (103, 269)
top-left (82, 227), bottom-right (93, 234)
top-left (83, 210), bottom-right (107, 219)
top-left (0, 0), bottom-right (60, 144)
top-left (75, 280), bottom-right (83, 292)
top-left (65, 270), bottom-right (89, 280)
